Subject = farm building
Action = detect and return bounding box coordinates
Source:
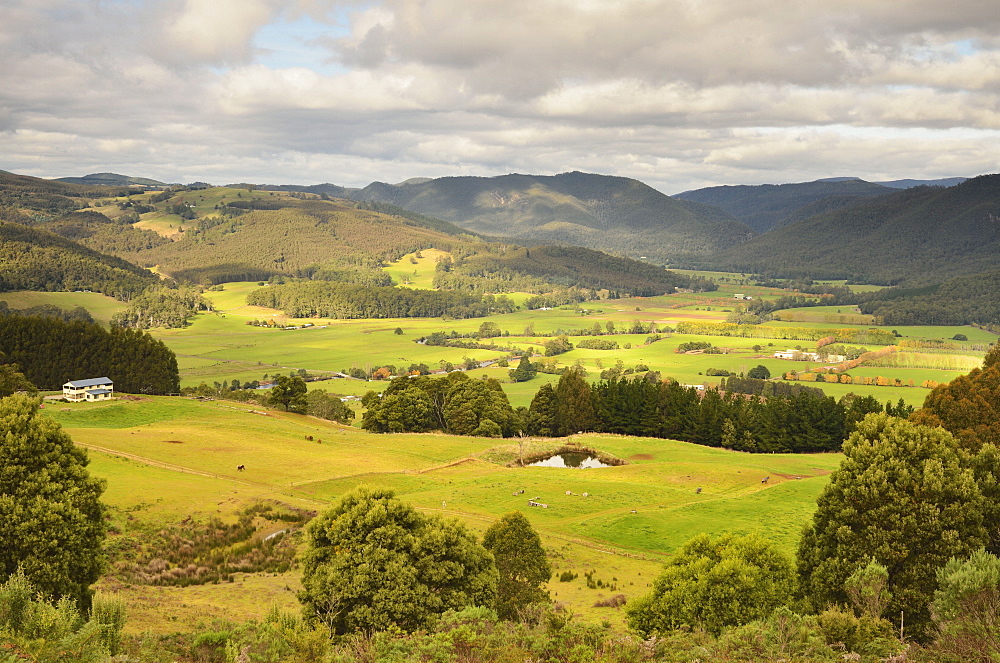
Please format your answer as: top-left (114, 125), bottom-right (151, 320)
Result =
top-left (773, 349), bottom-right (821, 361)
top-left (63, 377), bottom-right (114, 402)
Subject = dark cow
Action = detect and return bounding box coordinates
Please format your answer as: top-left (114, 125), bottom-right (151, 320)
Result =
top-left (761, 476), bottom-right (769, 484)
top-left (237, 464), bottom-right (246, 472)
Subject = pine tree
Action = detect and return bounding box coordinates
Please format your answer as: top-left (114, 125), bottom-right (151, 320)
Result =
top-left (554, 367), bottom-right (595, 436)
top-left (526, 384), bottom-right (558, 437)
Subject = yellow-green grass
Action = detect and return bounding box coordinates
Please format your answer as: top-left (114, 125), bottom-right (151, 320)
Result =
top-left (98, 572), bottom-right (302, 635)
top-left (0, 290), bottom-right (127, 326)
top-left (53, 397), bottom-right (845, 630)
top-left (383, 248), bottom-right (450, 289)
top-left (134, 211), bottom-right (192, 238)
top-left (773, 305), bottom-right (876, 325)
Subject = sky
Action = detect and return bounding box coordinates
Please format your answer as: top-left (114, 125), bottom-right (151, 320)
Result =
top-left (2, 0), bottom-right (999, 194)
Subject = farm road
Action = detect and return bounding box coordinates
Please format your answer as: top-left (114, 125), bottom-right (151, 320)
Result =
top-left (79, 442), bottom-right (325, 508)
top-left (79, 442), bottom-right (255, 484)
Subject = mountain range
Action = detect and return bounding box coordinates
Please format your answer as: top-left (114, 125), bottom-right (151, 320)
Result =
top-left (709, 174), bottom-right (1000, 285)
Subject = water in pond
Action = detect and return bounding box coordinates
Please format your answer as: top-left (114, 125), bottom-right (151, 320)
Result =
top-left (528, 452), bottom-right (610, 468)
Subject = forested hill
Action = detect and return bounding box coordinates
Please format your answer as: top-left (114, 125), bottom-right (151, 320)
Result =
top-left (859, 268), bottom-right (1000, 326)
top-left (0, 222), bottom-right (159, 298)
top-left (0, 170), bottom-right (128, 221)
top-left (673, 178), bottom-right (894, 234)
top-left (707, 174), bottom-right (1000, 285)
top-left (346, 171), bottom-right (752, 263)
top-left (129, 198), bottom-right (472, 285)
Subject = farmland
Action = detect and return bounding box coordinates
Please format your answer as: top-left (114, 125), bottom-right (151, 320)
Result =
top-left (47, 396), bottom-right (841, 633)
top-left (4, 262), bottom-right (991, 409)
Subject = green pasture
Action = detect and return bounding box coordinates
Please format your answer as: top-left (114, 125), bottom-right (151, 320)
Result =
top-left (51, 395), bottom-right (845, 631)
top-left (773, 305), bottom-right (876, 325)
top-left (0, 290), bottom-right (126, 326)
top-left (150, 281), bottom-right (985, 407)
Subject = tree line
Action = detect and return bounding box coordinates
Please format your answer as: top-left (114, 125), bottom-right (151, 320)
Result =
top-left (359, 366), bottom-right (912, 453)
top-left (0, 314), bottom-right (179, 393)
top-left (247, 281), bottom-right (518, 319)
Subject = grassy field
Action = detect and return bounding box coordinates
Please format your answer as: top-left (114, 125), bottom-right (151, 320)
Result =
top-left (0, 290), bottom-right (127, 326)
top-left (46, 396), bottom-right (842, 633)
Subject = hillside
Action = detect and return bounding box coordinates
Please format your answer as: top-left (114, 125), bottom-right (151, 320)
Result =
top-left (347, 171), bottom-right (752, 263)
top-left (674, 178), bottom-right (893, 234)
top-left (0, 170), bottom-right (126, 221)
top-left (708, 174), bottom-right (1000, 285)
top-left (0, 221), bottom-right (159, 297)
top-left (128, 196), bottom-right (470, 284)
top-left (859, 268), bottom-right (1000, 326)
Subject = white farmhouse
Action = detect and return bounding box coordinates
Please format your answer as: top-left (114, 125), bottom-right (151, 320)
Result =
top-left (63, 377), bottom-right (114, 402)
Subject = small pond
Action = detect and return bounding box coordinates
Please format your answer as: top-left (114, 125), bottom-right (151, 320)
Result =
top-left (528, 452), bottom-right (611, 468)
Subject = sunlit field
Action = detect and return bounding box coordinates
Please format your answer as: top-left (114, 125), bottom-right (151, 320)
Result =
top-left (48, 396), bottom-right (841, 632)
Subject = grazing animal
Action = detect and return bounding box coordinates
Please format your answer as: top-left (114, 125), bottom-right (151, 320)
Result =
top-left (237, 464), bottom-right (246, 472)
top-left (761, 476), bottom-right (769, 484)
top-left (696, 487), bottom-right (702, 494)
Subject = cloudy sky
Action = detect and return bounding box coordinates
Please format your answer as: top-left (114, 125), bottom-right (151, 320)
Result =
top-left (2, 0), bottom-right (999, 193)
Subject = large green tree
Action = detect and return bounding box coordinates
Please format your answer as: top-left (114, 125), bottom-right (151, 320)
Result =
top-left (482, 511), bottom-right (551, 620)
top-left (627, 532), bottom-right (795, 636)
top-left (797, 413), bottom-right (990, 640)
top-left (508, 355), bottom-right (537, 383)
top-left (268, 375), bottom-right (308, 412)
top-left (0, 395), bottom-right (107, 609)
top-left (442, 377), bottom-right (517, 437)
top-left (300, 487), bottom-right (497, 634)
top-left (305, 389), bottom-right (355, 424)
top-left (0, 353), bottom-right (36, 397)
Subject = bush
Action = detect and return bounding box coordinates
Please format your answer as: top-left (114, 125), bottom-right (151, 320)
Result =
top-left (931, 548), bottom-right (1000, 661)
top-left (627, 533), bottom-right (795, 636)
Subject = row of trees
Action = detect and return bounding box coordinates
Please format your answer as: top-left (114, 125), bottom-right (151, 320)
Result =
top-left (675, 320), bottom-right (898, 344)
top-left (247, 281), bottom-right (518, 319)
top-left (0, 314), bottom-right (180, 394)
top-left (356, 366), bottom-right (911, 453)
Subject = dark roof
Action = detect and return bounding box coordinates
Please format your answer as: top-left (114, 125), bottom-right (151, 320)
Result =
top-left (65, 377), bottom-right (113, 388)
top-left (86, 389), bottom-right (112, 396)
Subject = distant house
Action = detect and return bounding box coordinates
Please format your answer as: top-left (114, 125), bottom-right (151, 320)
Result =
top-left (63, 377), bottom-right (114, 402)
top-left (773, 349), bottom-right (820, 361)
top-left (733, 294), bottom-right (753, 300)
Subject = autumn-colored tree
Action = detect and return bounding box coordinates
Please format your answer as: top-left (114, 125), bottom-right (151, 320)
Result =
top-left (914, 344), bottom-right (1000, 451)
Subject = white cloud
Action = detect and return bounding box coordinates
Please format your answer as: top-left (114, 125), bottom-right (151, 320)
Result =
top-left (0, 0), bottom-right (998, 191)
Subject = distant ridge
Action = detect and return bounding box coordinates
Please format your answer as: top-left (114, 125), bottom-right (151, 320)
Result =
top-left (345, 171), bottom-right (751, 263)
top-left (709, 173), bottom-right (1000, 286)
top-left (876, 177), bottom-right (968, 189)
top-left (54, 172), bottom-right (165, 187)
top-left (674, 179), bottom-right (894, 234)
